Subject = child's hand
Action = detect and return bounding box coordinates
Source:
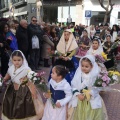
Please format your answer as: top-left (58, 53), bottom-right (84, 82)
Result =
top-left (43, 93), bottom-right (51, 99)
top-left (77, 94), bottom-right (85, 101)
top-left (56, 102), bottom-right (61, 108)
top-left (64, 57), bottom-right (69, 61)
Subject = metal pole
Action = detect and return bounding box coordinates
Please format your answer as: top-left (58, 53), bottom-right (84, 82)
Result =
top-left (68, 1), bottom-right (70, 17)
top-left (41, 0), bottom-right (43, 21)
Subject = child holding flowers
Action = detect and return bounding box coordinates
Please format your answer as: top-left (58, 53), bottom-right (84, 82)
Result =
top-left (68, 55), bottom-right (108, 120)
top-left (42, 65), bottom-right (72, 120)
top-left (2, 50), bottom-right (44, 120)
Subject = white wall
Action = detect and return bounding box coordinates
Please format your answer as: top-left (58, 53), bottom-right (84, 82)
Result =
top-left (83, 0), bottom-right (120, 26)
top-left (58, 6), bottom-right (76, 23)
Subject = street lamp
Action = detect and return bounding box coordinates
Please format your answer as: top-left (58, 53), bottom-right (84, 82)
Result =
top-left (67, 0), bottom-right (72, 23)
top-left (36, 0), bottom-right (42, 21)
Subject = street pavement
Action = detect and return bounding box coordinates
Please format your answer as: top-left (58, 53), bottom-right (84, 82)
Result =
top-left (0, 63), bottom-right (120, 120)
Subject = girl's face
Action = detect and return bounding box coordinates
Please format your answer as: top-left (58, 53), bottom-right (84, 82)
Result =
top-left (4, 24), bottom-right (9, 33)
top-left (51, 67), bottom-right (61, 81)
top-left (106, 36), bottom-right (111, 42)
top-left (12, 56), bottom-right (23, 68)
top-left (81, 61), bottom-right (92, 74)
top-left (113, 26), bottom-right (116, 31)
top-left (92, 41), bottom-right (99, 50)
top-left (64, 32), bottom-right (70, 41)
top-left (83, 31), bottom-right (88, 36)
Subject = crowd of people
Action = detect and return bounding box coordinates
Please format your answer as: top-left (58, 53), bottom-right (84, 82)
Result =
top-left (0, 16), bottom-right (120, 120)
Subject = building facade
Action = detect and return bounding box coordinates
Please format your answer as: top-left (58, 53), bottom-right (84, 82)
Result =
top-left (0, 0), bottom-right (37, 23)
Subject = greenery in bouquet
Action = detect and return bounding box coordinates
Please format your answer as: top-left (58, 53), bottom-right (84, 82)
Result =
top-left (94, 71), bottom-right (110, 87)
top-left (95, 54), bottom-right (105, 63)
top-left (111, 42), bottom-right (119, 50)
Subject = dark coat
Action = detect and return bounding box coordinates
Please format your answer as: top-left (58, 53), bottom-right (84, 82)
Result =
top-left (27, 23), bottom-right (44, 51)
top-left (16, 25), bottom-right (29, 52)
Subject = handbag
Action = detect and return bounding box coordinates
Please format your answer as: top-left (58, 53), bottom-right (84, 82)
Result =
top-left (32, 35), bottom-right (40, 49)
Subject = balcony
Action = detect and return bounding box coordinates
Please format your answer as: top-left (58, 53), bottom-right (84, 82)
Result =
top-left (12, 0), bottom-right (27, 7)
top-left (43, 0), bottom-right (82, 6)
top-left (0, 3), bottom-right (9, 12)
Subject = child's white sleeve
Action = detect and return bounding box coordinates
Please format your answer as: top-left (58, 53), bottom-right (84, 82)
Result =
top-left (57, 83), bottom-right (72, 106)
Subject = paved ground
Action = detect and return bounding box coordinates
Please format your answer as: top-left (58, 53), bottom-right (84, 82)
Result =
top-left (0, 62), bottom-right (120, 120)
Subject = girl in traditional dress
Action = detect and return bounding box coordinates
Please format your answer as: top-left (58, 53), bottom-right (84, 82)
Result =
top-left (86, 37), bottom-right (103, 56)
top-left (68, 55), bottom-right (108, 120)
top-left (86, 38), bottom-right (108, 70)
top-left (42, 65), bottom-right (72, 120)
top-left (2, 50), bottom-right (44, 120)
top-left (76, 30), bottom-right (90, 57)
top-left (103, 34), bottom-right (113, 55)
top-left (50, 29), bottom-right (78, 84)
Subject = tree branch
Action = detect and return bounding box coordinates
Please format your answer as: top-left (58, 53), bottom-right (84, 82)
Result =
top-left (108, 3), bottom-right (115, 15)
top-left (98, 0), bottom-right (107, 11)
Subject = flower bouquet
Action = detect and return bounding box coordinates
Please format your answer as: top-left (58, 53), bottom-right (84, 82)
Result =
top-left (108, 71), bottom-right (120, 85)
top-left (94, 70), bottom-right (120, 91)
top-left (48, 48), bottom-right (60, 58)
top-left (95, 54), bottom-right (105, 63)
top-left (110, 42), bottom-right (119, 50)
top-left (22, 71), bottom-right (48, 92)
top-left (94, 71), bottom-right (110, 88)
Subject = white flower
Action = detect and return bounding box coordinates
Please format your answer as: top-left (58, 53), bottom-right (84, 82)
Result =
top-left (27, 71), bottom-right (36, 79)
top-left (0, 82), bottom-right (2, 86)
top-left (112, 75), bottom-right (118, 81)
top-left (55, 50), bottom-right (58, 54)
top-left (34, 73), bottom-right (38, 76)
top-left (33, 77), bottom-right (37, 81)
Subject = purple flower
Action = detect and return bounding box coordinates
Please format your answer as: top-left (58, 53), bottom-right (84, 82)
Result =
top-left (102, 74), bottom-right (109, 81)
top-left (102, 82), bottom-right (107, 87)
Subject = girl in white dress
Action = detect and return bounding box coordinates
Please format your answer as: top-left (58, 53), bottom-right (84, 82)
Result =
top-left (2, 50), bottom-right (44, 120)
top-left (42, 65), bottom-right (72, 120)
top-left (87, 37), bottom-right (103, 56)
top-left (68, 55), bottom-right (108, 120)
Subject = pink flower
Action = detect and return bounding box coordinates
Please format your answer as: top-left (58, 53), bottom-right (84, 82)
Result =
top-left (0, 74), bottom-right (2, 78)
top-left (102, 82), bottom-right (107, 87)
top-left (102, 74), bottom-right (109, 81)
top-left (106, 77), bottom-right (110, 84)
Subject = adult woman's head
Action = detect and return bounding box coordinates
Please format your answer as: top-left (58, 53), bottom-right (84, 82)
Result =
top-left (0, 21), bottom-right (9, 33)
top-left (44, 25), bottom-right (51, 34)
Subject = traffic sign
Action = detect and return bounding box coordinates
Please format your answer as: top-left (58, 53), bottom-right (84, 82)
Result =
top-left (85, 10), bottom-right (91, 18)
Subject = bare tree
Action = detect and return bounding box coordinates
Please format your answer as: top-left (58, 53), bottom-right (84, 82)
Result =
top-left (98, 0), bottom-right (115, 24)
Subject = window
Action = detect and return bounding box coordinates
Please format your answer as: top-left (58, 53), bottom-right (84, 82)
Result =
top-left (118, 12), bottom-right (120, 19)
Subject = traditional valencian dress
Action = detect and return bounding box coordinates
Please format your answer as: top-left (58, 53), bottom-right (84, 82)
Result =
top-left (2, 50), bottom-right (44, 120)
top-left (42, 78), bottom-right (72, 120)
top-left (68, 55), bottom-right (108, 120)
top-left (54, 29), bottom-right (78, 84)
top-left (86, 39), bottom-right (108, 71)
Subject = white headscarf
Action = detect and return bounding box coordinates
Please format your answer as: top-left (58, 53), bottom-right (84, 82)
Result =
top-left (87, 38), bottom-right (103, 55)
top-left (69, 55), bottom-right (100, 108)
top-left (9, 50), bottom-right (29, 68)
top-left (57, 29), bottom-right (78, 54)
top-left (8, 50), bottom-right (31, 84)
